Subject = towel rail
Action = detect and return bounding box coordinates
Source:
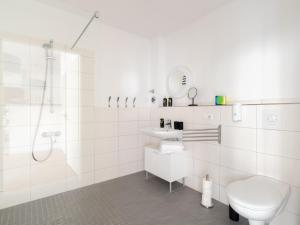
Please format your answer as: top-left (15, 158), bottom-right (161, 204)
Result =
top-left (184, 128), bottom-right (218, 131)
top-left (182, 132), bottom-right (219, 135)
top-left (182, 125), bottom-right (221, 144)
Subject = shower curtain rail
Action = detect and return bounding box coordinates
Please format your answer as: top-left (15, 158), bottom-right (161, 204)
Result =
top-left (71, 11), bottom-right (100, 50)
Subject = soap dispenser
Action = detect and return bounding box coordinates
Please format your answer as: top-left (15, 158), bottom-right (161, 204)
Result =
top-left (232, 103), bottom-right (242, 122)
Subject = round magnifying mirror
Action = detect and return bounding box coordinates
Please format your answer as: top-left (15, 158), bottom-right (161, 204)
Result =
top-left (188, 87), bottom-right (198, 106)
top-left (167, 66), bottom-right (191, 99)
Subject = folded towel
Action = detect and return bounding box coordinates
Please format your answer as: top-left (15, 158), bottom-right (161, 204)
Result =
top-left (159, 148), bottom-right (184, 154)
top-left (160, 140), bottom-right (184, 147)
top-left (160, 141), bottom-right (184, 153)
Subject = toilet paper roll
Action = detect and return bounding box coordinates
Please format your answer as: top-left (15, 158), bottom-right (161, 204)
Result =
top-left (201, 194), bottom-right (212, 208)
top-left (202, 178), bottom-right (212, 189)
top-left (202, 190), bottom-right (212, 195)
top-left (201, 177), bottom-right (214, 208)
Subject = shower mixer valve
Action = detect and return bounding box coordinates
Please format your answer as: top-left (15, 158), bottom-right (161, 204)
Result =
top-left (42, 131), bottom-right (61, 138)
top-left (42, 131), bottom-right (61, 143)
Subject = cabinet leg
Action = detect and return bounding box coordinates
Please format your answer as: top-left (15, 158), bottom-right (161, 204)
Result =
top-left (169, 182), bottom-right (172, 193)
top-left (145, 171), bottom-right (149, 180)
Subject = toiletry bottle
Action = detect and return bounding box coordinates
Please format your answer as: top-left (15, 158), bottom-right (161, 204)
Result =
top-left (174, 121), bottom-right (184, 130)
top-left (165, 119), bottom-right (172, 129)
top-left (168, 97), bottom-right (173, 107)
top-left (163, 97), bottom-right (168, 107)
top-left (160, 118), bottom-right (164, 128)
top-left (215, 96), bottom-right (227, 105)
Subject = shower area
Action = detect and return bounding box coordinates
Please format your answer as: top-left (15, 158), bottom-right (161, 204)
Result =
top-left (0, 35), bottom-right (96, 209)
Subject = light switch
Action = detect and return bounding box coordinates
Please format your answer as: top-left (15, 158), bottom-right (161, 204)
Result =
top-left (267, 114), bottom-right (278, 122)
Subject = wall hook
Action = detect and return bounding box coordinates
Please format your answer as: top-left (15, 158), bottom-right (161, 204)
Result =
top-left (133, 97), bottom-right (136, 108)
top-left (108, 96), bottom-right (111, 108)
top-left (117, 97), bottom-right (120, 108)
top-left (125, 97), bottom-right (128, 108)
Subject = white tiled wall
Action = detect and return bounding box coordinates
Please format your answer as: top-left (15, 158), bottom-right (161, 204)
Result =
top-left (0, 37), bottom-right (149, 209)
top-left (150, 104), bottom-right (300, 224)
top-left (1, 36), bottom-right (299, 225)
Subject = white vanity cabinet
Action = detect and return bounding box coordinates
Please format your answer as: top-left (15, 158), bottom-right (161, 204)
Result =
top-left (144, 145), bottom-right (188, 192)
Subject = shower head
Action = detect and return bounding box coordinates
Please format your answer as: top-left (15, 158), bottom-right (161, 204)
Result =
top-left (43, 40), bottom-right (55, 60)
top-left (42, 40), bottom-right (54, 49)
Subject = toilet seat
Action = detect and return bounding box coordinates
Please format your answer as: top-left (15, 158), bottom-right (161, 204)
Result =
top-left (226, 176), bottom-right (290, 211)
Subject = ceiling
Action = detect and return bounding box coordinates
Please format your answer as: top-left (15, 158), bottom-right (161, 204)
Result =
top-left (37, 0), bottom-right (233, 38)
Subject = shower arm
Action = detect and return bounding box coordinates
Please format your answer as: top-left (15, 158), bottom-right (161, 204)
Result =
top-left (71, 11), bottom-right (99, 50)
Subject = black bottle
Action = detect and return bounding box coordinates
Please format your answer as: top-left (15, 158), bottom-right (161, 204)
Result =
top-left (174, 121), bottom-right (183, 130)
top-left (160, 118), bottom-right (164, 128)
top-left (163, 97), bottom-right (168, 107)
top-left (168, 97), bottom-right (173, 107)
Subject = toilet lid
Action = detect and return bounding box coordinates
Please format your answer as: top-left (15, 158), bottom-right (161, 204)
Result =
top-left (226, 176), bottom-right (290, 211)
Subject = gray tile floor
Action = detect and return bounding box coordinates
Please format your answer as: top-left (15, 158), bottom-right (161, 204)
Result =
top-left (0, 172), bottom-right (249, 225)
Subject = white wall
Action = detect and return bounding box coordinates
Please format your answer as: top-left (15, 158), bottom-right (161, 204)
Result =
top-left (0, 0), bottom-right (152, 107)
top-left (150, 104), bottom-right (300, 225)
top-left (155, 0), bottom-right (300, 105)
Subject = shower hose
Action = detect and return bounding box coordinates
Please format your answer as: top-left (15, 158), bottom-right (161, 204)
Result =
top-left (31, 57), bottom-right (54, 162)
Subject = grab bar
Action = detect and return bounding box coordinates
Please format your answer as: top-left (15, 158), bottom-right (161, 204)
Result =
top-left (182, 125), bottom-right (221, 144)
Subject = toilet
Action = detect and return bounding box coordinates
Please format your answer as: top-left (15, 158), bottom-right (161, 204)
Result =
top-left (226, 176), bottom-right (290, 225)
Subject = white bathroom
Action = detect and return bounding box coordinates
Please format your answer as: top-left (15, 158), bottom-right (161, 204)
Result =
top-left (0, 0), bottom-right (299, 225)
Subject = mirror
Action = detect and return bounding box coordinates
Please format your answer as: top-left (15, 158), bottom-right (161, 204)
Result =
top-left (167, 66), bottom-right (191, 98)
top-left (188, 87), bottom-right (198, 106)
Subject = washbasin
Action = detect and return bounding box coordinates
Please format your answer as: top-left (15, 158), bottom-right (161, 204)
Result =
top-left (141, 127), bottom-right (182, 139)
